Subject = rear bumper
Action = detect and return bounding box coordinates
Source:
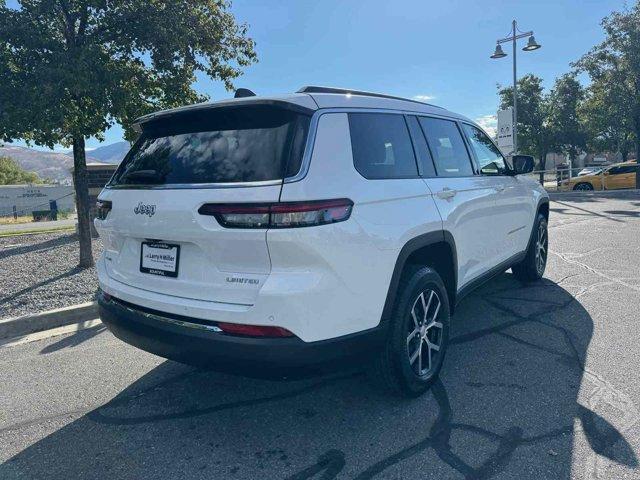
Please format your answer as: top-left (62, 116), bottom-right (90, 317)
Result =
top-left (98, 291), bottom-right (386, 376)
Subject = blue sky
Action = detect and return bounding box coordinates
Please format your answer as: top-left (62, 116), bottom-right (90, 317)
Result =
top-left (7, 0), bottom-right (626, 151)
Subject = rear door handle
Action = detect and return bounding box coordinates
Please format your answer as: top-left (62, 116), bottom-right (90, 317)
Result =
top-left (436, 188), bottom-right (457, 199)
top-left (494, 184), bottom-right (505, 192)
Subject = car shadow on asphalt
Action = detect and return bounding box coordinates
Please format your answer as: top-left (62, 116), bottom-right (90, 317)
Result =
top-left (1, 274), bottom-right (637, 479)
top-left (39, 324), bottom-right (107, 355)
top-left (603, 209), bottom-right (640, 218)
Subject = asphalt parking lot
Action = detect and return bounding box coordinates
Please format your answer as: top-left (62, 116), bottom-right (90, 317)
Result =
top-left (1, 192), bottom-right (639, 479)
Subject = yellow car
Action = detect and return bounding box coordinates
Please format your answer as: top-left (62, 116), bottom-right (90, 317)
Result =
top-left (564, 161), bottom-right (638, 191)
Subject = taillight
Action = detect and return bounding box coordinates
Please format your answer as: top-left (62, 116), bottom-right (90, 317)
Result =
top-left (217, 322), bottom-right (295, 337)
top-left (96, 200), bottom-right (112, 220)
top-left (198, 199), bottom-right (353, 229)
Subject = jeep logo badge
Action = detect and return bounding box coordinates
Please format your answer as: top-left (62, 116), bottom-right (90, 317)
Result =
top-left (133, 202), bottom-right (156, 217)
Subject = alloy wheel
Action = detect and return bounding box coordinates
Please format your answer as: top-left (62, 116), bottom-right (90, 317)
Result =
top-left (406, 289), bottom-right (443, 377)
top-left (535, 222), bottom-right (548, 275)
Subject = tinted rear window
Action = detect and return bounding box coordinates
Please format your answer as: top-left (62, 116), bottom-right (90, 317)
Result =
top-left (110, 106), bottom-right (310, 186)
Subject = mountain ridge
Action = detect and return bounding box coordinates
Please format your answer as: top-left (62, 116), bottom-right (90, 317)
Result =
top-left (0, 144), bottom-right (126, 183)
top-left (71, 141), bottom-right (129, 165)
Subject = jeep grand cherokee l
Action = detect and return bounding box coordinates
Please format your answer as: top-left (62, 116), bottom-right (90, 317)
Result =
top-left (95, 86), bottom-right (549, 397)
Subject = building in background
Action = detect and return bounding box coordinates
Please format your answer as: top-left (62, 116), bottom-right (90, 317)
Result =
top-left (87, 162), bottom-right (118, 235)
top-left (0, 184), bottom-right (75, 218)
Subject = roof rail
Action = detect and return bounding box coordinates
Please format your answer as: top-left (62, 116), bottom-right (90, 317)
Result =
top-left (296, 86), bottom-right (443, 108)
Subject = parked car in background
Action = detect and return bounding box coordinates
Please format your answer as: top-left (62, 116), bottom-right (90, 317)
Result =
top-left (563, 161), bottom-right (638, 191)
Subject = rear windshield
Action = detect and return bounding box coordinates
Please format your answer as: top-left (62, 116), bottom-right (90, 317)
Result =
top-left (110, 105), bottom-right (310, 186)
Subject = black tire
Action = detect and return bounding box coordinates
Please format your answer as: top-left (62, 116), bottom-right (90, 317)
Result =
top-left (369, 266), bottom-right (450, 397)
top-left (573, 182), bottom-right (594, 191)
top-left (511, 213), bottom-right (548, 282)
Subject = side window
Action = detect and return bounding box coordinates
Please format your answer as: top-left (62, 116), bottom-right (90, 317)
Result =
top-left (418, 117), bottom-right (475, 177)
top-left (461, 123), bottom-right (507, 175)
top-left (618, 165), bottom-right (637, 174)
top-left (607, 166), bottom-right (622, 175)
top-left (348, 113), bottom-right (419, 179)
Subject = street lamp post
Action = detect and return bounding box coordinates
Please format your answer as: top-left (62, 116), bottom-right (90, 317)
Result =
top-left (490, 20), bottom-right (541, 155)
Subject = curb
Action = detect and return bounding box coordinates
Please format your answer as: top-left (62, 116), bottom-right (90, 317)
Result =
top-left (548, 189), bottom-right (640, 200)
top-left (0, 301), bottom-right (98, 340)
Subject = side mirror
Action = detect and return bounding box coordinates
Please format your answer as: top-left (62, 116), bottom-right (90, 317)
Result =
top-left (511, 155), bottom-right (535, 175)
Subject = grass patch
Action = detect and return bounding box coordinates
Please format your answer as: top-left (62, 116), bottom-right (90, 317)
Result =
top-left (0, 209), bottom-right (74, 225)
top-left (0, 225), bottom-right (76, 237)
top-left (0, 215), bottom-right (34, 225)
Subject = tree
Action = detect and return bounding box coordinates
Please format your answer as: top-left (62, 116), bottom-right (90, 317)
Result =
top-left (573, 1), bottom-right (640, 186)
top-left (0, 1), bottom-right (256, 267)
top-left (0, 156), bottom-right (42, 184)
top-left (499, 74), bottom-right (556, 184)
top-left (547, 73), bottom-right (586, 165)
top-left (580, 72), bottom-right (635, 161)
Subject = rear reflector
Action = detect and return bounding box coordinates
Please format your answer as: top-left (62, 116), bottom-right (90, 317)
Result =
top-left (198, 199), bottom-right (353, 229)
top-left (216, 322), bottom-right (295, 337)
top-left (96, 200), bottom-right (112, 220)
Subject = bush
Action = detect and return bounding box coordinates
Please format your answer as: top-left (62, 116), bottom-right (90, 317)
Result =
top-left (0, 156), bottom-right (42, 185)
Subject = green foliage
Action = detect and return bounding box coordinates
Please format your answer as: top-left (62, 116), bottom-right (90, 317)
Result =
top-left (573, 1), bottom-right (640, 163)
top-left (498, 74), bottom-right (557, 167)
top-left (0, 0), bottom-right (257, 146)
top-left (0, 155), bottom-right (42, 184)
top-left (547, 74), bottom-right (586, 161)
top-left (0, 0), bottom-right (256, 266)
top-left (579, 71), bottom-right (636, 160)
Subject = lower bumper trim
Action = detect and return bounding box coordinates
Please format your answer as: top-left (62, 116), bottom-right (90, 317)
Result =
top-left (98, 292), bottom-right (386, 377)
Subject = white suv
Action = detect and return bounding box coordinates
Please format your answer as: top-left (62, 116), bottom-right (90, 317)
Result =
top-left (95, 86), bottom-right (549, 396)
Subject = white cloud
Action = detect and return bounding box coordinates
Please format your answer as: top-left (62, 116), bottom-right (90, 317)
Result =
top-left (475, 114), bottom-right (497, 137)
top-left (412, 94), bottom-right (435, 102)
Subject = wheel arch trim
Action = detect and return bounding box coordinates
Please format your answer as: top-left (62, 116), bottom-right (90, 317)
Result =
top-left (526, 197), bottom-right (550, 253)
top-left (380, 231), bottom-right (458, 324)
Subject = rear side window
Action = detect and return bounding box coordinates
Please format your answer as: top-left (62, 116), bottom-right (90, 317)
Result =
top-left (418, 117), bottom-right (474, 177)
top-left (348, 113), bottom-right (418, 179)
top-left (110, 105), bottom-right (310, 186)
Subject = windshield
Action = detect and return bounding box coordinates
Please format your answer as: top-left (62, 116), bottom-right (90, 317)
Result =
top-left (110, 105), bottom-right (310, 187)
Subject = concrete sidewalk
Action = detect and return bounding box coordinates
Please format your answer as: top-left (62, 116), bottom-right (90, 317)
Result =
top-left (548, 188), bottom-right (640, 201)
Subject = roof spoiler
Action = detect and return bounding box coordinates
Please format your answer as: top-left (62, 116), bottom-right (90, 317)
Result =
top-left (132, 99), bottom-right (314, 131)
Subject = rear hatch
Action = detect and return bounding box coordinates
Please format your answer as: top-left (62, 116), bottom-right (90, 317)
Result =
top-left (98, 103), bottom-right (312, 305)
